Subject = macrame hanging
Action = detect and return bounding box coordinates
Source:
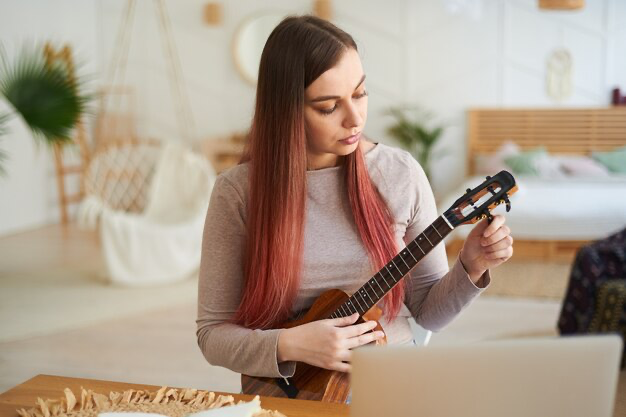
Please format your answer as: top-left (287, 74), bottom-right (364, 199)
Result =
top-left (546, 48), bottom-right (573, 103)
top-left (85, 0), bottom-right (196, 214)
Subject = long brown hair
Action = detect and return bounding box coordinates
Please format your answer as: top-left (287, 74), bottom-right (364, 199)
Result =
top-left (235, 15), bottom-right (404, 329)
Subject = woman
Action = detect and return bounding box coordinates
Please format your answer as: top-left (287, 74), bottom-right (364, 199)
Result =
top-left (196, 15), bottom-right (513, 379)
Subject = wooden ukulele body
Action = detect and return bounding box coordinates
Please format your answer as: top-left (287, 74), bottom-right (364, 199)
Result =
top-left (240, 288), bottom-right (386, 403)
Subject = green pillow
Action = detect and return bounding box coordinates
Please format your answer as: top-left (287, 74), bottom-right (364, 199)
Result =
top-left (504, 147), bottom-right (547, 175)
top-left (592, 146), bottom-right (626, 174)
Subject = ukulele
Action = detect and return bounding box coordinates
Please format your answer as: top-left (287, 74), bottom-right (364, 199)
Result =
top-left (241, 170), bottom-right (518, 403)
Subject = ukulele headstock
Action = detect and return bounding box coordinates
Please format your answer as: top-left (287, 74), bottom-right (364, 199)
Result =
top-left (443, 170), bottom-right (518, 227)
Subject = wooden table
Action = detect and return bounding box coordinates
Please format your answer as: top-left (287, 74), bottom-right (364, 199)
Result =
top-left (0, 375), bottom-right (349, 417)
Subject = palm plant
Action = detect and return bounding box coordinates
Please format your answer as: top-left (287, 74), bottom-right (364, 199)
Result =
top-left (0, 43), bottom-right (90, 175)
top-left (386, 105), bottom-right (445, 180)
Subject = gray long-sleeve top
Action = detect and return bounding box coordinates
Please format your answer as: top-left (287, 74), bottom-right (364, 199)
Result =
top-left (196, 143), bottom-right (489, 378)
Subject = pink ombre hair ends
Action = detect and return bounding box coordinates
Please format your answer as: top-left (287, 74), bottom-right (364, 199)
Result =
top-left (234, 15), bottom-right (405, 330)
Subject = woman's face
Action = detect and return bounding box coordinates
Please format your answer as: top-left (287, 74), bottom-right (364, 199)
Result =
top-left (304, 48), bottom-right (368, 170)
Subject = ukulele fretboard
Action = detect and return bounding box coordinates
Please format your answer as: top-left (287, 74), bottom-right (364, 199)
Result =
top-left (329, 214), bottom-right (455, 319)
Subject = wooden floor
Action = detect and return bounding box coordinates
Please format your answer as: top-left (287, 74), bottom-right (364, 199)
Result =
top-left (0, 223), bottom-right (623, 416)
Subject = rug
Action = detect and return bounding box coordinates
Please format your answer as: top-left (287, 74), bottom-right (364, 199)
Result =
top-left (0, 224), bottom-right (197, 343)
top-left (452, 258), bottom-right (572, 300)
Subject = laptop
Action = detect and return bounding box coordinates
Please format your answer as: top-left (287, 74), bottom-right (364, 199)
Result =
top-left (351, 335), bottom-right (623, 417)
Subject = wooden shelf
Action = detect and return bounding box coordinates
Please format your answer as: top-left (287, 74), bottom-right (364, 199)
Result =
top-left (201, 137), bottom-right (245, 174)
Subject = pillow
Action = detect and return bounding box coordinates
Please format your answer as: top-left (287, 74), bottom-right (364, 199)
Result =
top-left (557, 155), bottom-right (611, 177)
top-left (504, 147), bottom-right (547, 176)
top-left (474, 140), bottom-right (520, 174)
top-left (592, 146), bottom-right (626, 174)
top-left (534, 152), bottom-right (568, 179)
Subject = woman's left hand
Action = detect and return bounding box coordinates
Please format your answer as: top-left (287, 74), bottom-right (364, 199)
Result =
top-left (459, 214), bottom-right (513, 283)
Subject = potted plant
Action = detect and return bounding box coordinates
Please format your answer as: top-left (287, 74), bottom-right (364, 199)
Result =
top-left (0, 43), bottom-right (90, 175)
top-left (385, 105), bottom-right (446, 180)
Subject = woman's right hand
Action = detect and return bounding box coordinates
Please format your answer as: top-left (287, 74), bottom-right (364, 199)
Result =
top-left (276, 312), bottom-right (385, 373)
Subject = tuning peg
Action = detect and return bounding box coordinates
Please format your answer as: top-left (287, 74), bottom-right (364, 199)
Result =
top-left (502, 195), bottom-right (511, 212)
top-left (486, 175), bottom-right (492, 180)
top-left (477, 212), bottom-right (493, 223)
top-left (465, 188), bottom-right (472, 194)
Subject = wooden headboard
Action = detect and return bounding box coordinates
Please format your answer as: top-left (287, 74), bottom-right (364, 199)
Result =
top-left (466, 107), bottom-right (626, 175)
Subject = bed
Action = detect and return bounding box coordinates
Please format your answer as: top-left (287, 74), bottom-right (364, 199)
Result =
top-left (443, 107), bottom-right (626, 261)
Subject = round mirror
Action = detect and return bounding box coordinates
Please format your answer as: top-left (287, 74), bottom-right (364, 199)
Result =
top-left (232, 12), bottom-right (285, 86)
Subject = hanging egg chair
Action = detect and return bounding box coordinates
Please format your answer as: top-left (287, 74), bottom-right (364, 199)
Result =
top-left (78, 0), bottom-right (216, 286)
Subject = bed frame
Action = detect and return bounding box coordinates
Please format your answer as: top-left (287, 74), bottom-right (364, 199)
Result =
top-left (446, 107), bottom-right (626, 261)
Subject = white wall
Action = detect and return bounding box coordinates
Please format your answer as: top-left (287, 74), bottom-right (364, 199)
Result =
top-left (92, 0), bottom-right (626, 194)
top-left (340, 0), bottom-right (626, 193)
top-left (0, 0), bottom-right (98, 235)
top-left (1, 0), bottom-right (625, 236)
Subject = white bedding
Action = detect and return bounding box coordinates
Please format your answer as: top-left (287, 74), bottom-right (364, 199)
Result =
top-left (439, 175), bottom-right (626, 242)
